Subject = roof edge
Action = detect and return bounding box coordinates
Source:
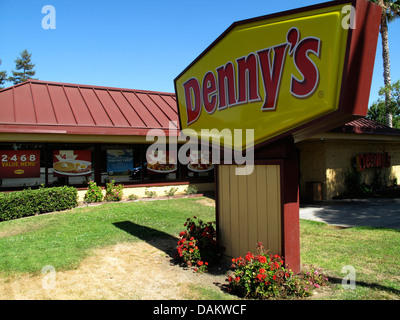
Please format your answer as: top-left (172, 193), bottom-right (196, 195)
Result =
top-left (0, 79), bottom-right (175, 96)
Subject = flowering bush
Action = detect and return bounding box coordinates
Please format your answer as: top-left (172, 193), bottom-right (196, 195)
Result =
top-left (300, 265), bottom-right (329, 291)
top-left (176, 216), bottom-right (224, 273)
top-left (84, 181), bottom-right (103, 203)
top-left (104, 179), bottom-right (124, 202)
top-left (226, 242), bottom-right (329, 299)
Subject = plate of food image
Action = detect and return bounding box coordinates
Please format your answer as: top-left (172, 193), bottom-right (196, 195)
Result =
top-left (146, 161), bottom-right (177, 173)
top-left (53, 160), bottom-right (92, 176)
top-left (187, 162), bottom-right (214, 172)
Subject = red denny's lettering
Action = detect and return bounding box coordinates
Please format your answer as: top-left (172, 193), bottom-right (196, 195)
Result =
top-left (183, 27), bottom-right (321, 125)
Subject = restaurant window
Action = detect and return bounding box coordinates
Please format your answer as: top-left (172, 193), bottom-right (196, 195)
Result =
top-left (143, 145), bottom-right (179, 182)
top-left (181, 146), bottom-right (214, 181)
top-left (100, 145), bottom-right (142, 184)
top-left (0, 143), bottom-right (46, 189)
top-left (47, 144), bottom-right (95, 187)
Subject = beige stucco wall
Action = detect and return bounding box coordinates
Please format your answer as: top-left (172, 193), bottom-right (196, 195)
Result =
top-left (77, 182), bottom-right (214, 203)
top-left (325, 139), bottom-right (400, 199)
top-left (297, 138), bottom-right (400, 200)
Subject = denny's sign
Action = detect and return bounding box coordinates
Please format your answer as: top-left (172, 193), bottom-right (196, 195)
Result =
top-left (175, 0), bottom-right (381, 150)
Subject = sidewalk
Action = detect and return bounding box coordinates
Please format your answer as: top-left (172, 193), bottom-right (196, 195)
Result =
top-left (299, 198), bottom-right (400, 229)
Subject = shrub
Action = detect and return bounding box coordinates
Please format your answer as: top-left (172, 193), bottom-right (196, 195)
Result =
top-left (0, 186), bottom-right (78, 222)
top-left (176, 216), bottom-right (224, 272)
top-left (84, 181), bottom-right (103, 203)
top-left (128, 194), bottom-right (138, 201)
top-left (145, 189), bottom-right (157, 198)
top-left (184, 185), bottom-right (198, 195)
top-left (164, 187), bottom-right (178, 197)
top-left (104, 179), bottom-right (124, 202)
top-left (226, 242), bottom-right (329, 299)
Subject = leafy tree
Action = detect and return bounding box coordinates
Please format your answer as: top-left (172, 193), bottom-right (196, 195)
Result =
top-left (367, 80), bottom-right (400, 128)
top-left (8, 49), bottom-right (36, 84)
top-left (370, 0), bottom-right (400, 127)
top-left (0, 59), bottom-right (7, 89)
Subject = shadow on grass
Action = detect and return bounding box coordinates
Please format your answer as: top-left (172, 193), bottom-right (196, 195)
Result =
top-left (112, 221), bottom-right (179, 260)
top-left (112, 220), bottom-right (232, 277)
top-left (328, 276), bottom-right (400, 297)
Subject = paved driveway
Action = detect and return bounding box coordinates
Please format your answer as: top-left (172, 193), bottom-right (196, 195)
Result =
top-left (300, 198), bottom-right (400, 229)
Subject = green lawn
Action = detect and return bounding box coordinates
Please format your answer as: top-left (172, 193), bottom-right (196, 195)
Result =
top-left (0, 197), bottom-right (399, 300)
top-left (300, 220), bottom-right (400, 300)
top-left (0, 198), bottom-right (215, 274)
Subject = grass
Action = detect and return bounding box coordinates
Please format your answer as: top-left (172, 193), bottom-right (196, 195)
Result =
top-left (300, 220), bottom-right (400, 300)
top-left (0, 198), bottom-right (215, 275)
top-left (0, 197), bottom-right (399, 300)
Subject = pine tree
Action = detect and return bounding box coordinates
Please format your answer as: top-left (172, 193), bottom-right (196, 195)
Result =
top-left (8, 49), bottom-right (36, 84)
top-left (0, 59), bottom-right (7, 89)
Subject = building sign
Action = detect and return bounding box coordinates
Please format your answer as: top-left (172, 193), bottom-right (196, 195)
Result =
top-left (107, 149), bottom-right (134, 176)
top-left (174, 0), bottom-right (381, 150)
top-left (53, 150), bottom-right (92, 177)
top-left (355, 152), bottom-right (391, 172)
top-left (0, 150), bottom-right (40, 178)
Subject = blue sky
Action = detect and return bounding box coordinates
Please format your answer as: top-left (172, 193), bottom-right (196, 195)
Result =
top-left (1, 0), bottom-right (399, 107)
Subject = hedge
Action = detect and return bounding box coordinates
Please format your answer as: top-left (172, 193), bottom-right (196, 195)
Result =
top-left (0, 186), bottom-right (78, 222)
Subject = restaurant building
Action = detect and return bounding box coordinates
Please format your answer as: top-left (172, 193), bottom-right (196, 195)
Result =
top-left (1, 79), bottom-right (399, 201)
top-left (0, 80), bottom-right (214, 201)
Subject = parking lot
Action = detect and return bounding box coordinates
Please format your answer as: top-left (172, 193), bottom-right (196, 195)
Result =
top-left (300, 198), bottom-right (400, 229)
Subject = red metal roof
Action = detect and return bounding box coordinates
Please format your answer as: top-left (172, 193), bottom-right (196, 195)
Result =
top-left (329, 117), bottom-right (400, 136)
top-left (1, 80), bottom-right (399, 139)
top-left (0, 80), bottom-right (179, 136)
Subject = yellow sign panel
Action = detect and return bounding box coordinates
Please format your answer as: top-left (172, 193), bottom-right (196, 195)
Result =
top-left (175, 3), bottom-right (350, 150)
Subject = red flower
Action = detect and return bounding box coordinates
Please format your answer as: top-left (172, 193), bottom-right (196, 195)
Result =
top-left (235, 277), bottom-right (240, 282)
top-left (259, 268), bottom-right (266, 274)
top-left (197, 261), bottom-right (203, 266)
top-left (273, 275), bottom-right (277, 281)
top-left (256, 274), bottom-right (266, 282)
top-left (257, 256), bottom-right (267, 264)
top-left (245, 252), bottom-right (254, 261)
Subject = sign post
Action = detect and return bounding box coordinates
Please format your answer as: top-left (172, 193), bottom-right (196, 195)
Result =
top-left (175, 0), bottom-right (381, 273)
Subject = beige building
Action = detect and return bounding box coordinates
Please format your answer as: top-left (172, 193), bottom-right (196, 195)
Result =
top-left (297, 118), bottom-right (400, 200)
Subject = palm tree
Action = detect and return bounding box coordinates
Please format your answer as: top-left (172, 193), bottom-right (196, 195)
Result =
top-left (371, 0), bottom-right (400, 127)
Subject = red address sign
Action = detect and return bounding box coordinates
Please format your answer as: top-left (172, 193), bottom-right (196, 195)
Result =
top-left (0, 150), bottom-right (41, 178)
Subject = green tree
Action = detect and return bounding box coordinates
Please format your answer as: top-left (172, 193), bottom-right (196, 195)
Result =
top-left (370, 0), bottom-right (400, 127)
top-left (367, 80), bottom-right (400, 128)
top-left (0, 59), bottom-right (7, 89)
top-left (8, 49), bottom-right (36, 84)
